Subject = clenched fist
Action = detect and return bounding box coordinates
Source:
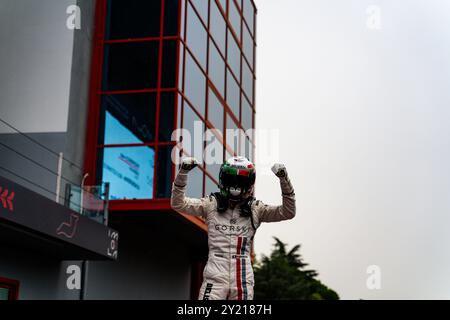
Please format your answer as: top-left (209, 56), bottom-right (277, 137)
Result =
top-left (271, 163), bottom-right (288, 178)
top-left (180, 157), bottom-right (199, 172)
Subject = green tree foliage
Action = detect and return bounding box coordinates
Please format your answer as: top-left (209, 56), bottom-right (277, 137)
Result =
top-left (253, 237), bottom-right (339, 300)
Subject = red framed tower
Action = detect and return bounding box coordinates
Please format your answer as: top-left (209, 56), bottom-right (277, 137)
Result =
top-left (84, 0), bottom-right (257, 237)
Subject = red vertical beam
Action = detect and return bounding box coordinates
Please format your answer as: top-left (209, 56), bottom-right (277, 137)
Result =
top-left (202, 0), bottom-right (211, 197)
top-left (223, 0), bottom-right (229, 158)
top-left (180, 0), bottom-right (188, 163)
top-left (172, 0), bottom-right (184, 184)
top-left (238, 0), bottom-right (244, 157)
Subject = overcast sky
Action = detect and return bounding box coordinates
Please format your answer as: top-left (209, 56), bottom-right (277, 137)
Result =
top-left (252, 0), bottom-right (450, 299)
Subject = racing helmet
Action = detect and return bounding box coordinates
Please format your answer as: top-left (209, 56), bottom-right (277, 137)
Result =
top-left (218, 156), bottom-right (256, 200)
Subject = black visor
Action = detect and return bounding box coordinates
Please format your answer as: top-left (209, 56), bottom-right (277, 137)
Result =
top-left (220, 172), bottom-right (255, 190)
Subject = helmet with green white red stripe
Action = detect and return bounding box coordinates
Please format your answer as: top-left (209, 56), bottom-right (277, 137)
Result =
top-left (219, 156), bottom-right (256, 200)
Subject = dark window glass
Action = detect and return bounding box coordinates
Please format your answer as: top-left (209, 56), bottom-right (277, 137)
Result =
top-left (227, 30), bottom-right (240, 79)
top-left (99, 94), bottom-right (157, 145)
top-left (207, 88), bottom-right (224, 133)
top-left (226, 69), bottom-right (240, 117)
top-left (164, 0), bottom-right (180, 36)
top-left (106, 0), bottom-right (161, 40)
top-left (208, 41), bottom-right (225, 96)
top-left (162, 40), bottom-right (178, 88)
top-left (159, 92), bottom-right (176, 142)
top-left (243, 0), bottom-right (255, 35)
top-left (185, 52), bottom-right (206, 116)
top-left (186, 2), bottom-right (207, 70)
top-left (242, 60), bottom-right (253, 103)
top-left (210, 1), bottom-right (226, 55)
top-left (241, 94), bottom-right (253, 131)
top-left (178, 43), bottom-right (185, 90)
top-left (99, 146), bottom-right (155, 200)
top-left (243, 24), bottom-right (254, 67)
top-left (103, 42), bottom-right (159, 91)
top-left (156, 145), bottom-right (174, 198)
top-left (229, 0), bottom-right (241, 39)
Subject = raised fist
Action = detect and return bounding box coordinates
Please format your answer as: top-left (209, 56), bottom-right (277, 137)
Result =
top-left (180, 157), bottom-right (199, 172)
top-left (271, 163), bottom-right (288, 178)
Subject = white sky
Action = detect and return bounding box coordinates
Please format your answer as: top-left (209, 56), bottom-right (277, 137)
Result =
top-left (252, 0), bottom-right (450, 299)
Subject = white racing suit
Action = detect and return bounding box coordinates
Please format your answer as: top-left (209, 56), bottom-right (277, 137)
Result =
top-left (171, 169), bottom-right (296, 300)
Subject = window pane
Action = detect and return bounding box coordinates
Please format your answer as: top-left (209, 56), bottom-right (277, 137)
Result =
top-left (208, 41), bottom-right (225, 97)
top-left (241, 135), bottom-right (252, 161)
top-left (241, 94), bottom-right (253, 131)
top-left (156, 145), bottom-right (174, 198)
top-left (243, 24), bottom-right (254, 67)
top-left (106, 0), bottom-right (161, 40)
top-left (190, 0), bottom-right (209, 24)
top-left (185, 52), bottom-right (206, 116)
top-left (103, 42), bottom-right (159, 91)
top-left (162, 40), bottom-right (177, 88)
top-left (217, 0), bottom-right (227, 13)
top-left (178, 43), bottom-right (185, 91)
top-left (186, 164), bottom-right (203, 198)
top-left (186, 2), bottom-right (207, 70)
top-left (227, 30), bottom-right (240, 79)
top-left (248, 140), bottom-right (254, 163)
top-left (208, 88), bottom-right (224, 134)
top-left (182, 103), bottom-right (204, 149)
top-left (205, 132), bottom-right (223, 182)
top-left (159, 92), bottom-right (176, 142)
top-left (226, 69), bottom-right (240, 117)
top-left (243, 0), bottom-right (254, 35)
top-left (164, 0), bottom-right (180, 36)
top-left (99, 94), bottom-right (157, 145)
top-left (205, 175), bottom-right (219, 195)
top-left (100, 146), bottom-right (155, 200)
top-left (210, 1), bottom-right (226, 55)
top-left (226, 113), bottom-right (239, 153)
top-left (180, 0), bottom-right (186, 39)
top-left (229, 1), bottom-right (241, 39)
top-left (177, 93), bottom-right (183, 129)
top-left (242, 60), bottom-right (253, 103)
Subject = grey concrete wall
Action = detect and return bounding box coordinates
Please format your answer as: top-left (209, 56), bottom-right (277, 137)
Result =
top-left (62, 0), bottom-right (97, 188)
top-left (0, 0), bottom-right (96, 201)
top-left (0, 0), bottom-right (76, 134)
top-left (0, 132), bottom-right (67, 202)
top-left (0, 244), bottom-right (61, 300)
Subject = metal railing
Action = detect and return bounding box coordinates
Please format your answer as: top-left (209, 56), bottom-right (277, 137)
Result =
top-left (64, 182), bottom-right (110, 226)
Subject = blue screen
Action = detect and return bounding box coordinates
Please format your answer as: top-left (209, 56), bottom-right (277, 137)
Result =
top-left (102, 111), bottom-right (154, 199)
